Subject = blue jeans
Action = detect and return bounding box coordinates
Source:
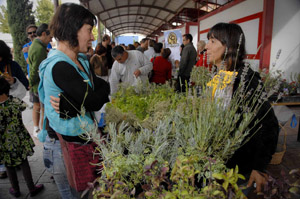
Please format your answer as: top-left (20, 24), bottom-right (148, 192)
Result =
top-left (0, 164), bottom-right (6, 172)
top-left (43, 135), bottom-right (77, 199)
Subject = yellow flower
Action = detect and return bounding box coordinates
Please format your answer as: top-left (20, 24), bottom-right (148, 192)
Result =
top-left (207, 70), bottom-right (238, 97)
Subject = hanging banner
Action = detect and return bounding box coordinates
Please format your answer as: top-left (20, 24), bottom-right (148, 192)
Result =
top-left (164, 29), bottom-right (182, 76)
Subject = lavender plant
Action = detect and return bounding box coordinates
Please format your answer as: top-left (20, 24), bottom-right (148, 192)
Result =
top-left (190, 66), bottom-right (214, 88)
top-left (87, 65), bottom-right (281, 198)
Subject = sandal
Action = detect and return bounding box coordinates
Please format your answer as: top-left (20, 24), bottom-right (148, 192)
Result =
top-left (30, 184), bottom-right (44, 197)
top-left (9, 187), bottom-right (21, 197)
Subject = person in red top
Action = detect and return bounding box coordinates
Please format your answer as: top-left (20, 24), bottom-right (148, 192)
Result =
top-left (150, 48), bottom-right (172, 84)
top-left (196, 40), bottom-right (210, 68)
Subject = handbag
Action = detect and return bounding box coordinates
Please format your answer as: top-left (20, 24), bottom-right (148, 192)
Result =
top-left (10, 78), bottom-right (27, 100)
top-left (148, 56), bottom-right (156, 80)
top-left (56, 133), bottom-right (102, 192)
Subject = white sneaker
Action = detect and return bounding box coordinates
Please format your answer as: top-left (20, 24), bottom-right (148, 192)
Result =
top-left (33, 127), bottom-right (40, 138)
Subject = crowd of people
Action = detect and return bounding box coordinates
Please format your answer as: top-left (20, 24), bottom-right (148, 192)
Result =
top-left (0, 2), bottom-right (279, 199)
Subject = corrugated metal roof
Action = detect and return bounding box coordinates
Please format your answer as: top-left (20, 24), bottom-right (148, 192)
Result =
top-left (80, 0), bottom-right (232, 37)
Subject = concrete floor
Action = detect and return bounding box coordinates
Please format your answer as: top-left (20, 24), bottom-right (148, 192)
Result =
top-left (0, 92), bottom-right (299, 199)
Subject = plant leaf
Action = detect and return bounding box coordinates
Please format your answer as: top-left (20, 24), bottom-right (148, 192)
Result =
top-left (289, 187), bottom-right (300, 195)
top-left (292, 179), bottom-right (300, 187)
top-left (145, 191), bottom-right (154, 196)
top-left (213, 173), bottom-right (224, 180)
top-left (289, 169), bottom-right (299, 175)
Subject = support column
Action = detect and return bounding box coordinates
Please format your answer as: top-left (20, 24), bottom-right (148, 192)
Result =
top-left (97, 15), bottom-right (101, 44)
top-left (259, 0), bottom-right (275, 70)
top-left (53, 0), bottom-right (59, 12)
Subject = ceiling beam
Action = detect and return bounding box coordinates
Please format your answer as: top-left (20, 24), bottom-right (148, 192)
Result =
top-left (141, 0), bottom-right (156, 28)
top-left (113, 27), bottom-right (152, 35)
top-left (113, 26), bottom-right (153, 33)
top-left (134, 0), bottom-right (143, 32)
top-left (97, 0), bottom-right (114, 26)
top-left (107, 22), bottom-right (159, 31)
top-left (148, 0), bottom-right (172, 27)
top-left (127, 0), bottom-right (130, 29)
top-left (96, 4), bottom-right (176, 15)
top-left (101, 14), bottom-right (167, 23)
top-left (111, 25), bottom-right (154, 33)
top-left (150, 0), bottom-right (191, 35)
top-left (114, 30), bottom-right (149, 36)
top-left (114, 31), bottom-right (150, 37)
top-left (114, 0), bottom-right (120, 29)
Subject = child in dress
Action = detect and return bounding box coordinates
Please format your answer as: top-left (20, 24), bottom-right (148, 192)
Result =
top-left (0, 77), bottom-right (44, 197)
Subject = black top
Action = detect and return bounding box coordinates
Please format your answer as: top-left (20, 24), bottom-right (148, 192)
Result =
top-left (99, 43), bottom-right (113, 69)
top-left (47, 61), bottom-right (110, 143)
top-left (226, 65), bottom-right (279, 175)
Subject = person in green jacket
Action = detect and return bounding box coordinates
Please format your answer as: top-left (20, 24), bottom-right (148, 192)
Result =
top-left (28, 23), bottom-right (53, 137)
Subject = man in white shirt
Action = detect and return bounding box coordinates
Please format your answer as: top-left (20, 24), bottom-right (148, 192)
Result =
top-left (144, 39), bottom-right (156, 60)
top-left (109, 45), bottom-right (153, 94)
top-left (136, 38), bottom-right (148, 53)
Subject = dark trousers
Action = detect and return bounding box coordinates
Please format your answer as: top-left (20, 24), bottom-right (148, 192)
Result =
top-left (6, 159), bottom-right (35, 191)
top-left (175, 75), bottom-right (190, 92)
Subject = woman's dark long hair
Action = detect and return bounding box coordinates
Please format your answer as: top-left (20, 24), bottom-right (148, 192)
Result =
top-left (207, 23), bottom-right (246, 71)
top-left (0, 40), bottom-right (12, 64)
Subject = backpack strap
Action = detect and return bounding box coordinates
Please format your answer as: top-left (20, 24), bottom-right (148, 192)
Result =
top-left (152, 56), bottom-right (156, 63)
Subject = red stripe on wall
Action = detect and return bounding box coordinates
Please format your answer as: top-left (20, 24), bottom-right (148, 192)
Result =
top-left (246, 54), bottom-right (259, 59)
top-left (199, 29), bottom-right (210, 34)
top-left (230, 12), bottom-right (262, 24)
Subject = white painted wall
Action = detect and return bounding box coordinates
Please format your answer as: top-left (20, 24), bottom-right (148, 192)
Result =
top-left (239, 19), bottom-right (260, 55)
top-left (158, 35), bottom-right (164, 44)
top-left (189, 25), bottom-right (198, 50)
top-left (199, 0), bottom-right (263, 31)
top-left (199, 0), bottom-right (263, 47)
top-left (180, 26), bottom-right (186, 35)
top-left (270, 0), bottom-right (300, 80)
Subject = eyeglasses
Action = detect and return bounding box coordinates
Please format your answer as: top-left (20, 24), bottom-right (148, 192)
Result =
top-left (45, 30), bottom-right (50, 35)
top-left (27, 31), bottom-right (36, 35)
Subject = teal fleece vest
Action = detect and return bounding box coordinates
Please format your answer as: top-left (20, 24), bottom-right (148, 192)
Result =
top-left (38, 49), bottom-right (95, 142)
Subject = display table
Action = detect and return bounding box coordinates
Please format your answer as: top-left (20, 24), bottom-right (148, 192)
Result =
top-left (271, 95), bottom-right (300, 142)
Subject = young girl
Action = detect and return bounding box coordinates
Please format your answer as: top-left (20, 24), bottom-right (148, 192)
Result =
top-left (0, 77), bottom-right (43, 197)
top-left (90, 54), bottom-right (110, 126)
top-left (90, 54), bottom-right (109, 82)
